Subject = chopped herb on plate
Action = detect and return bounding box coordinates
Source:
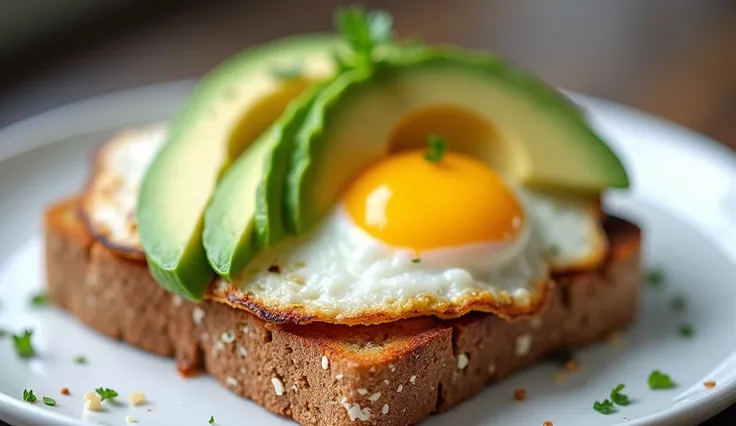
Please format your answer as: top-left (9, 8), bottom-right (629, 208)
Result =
top-left (412, 258), bottom-right (421, 264)
top-left (30, 292), bottom-right (47, 307)
top-left (593, 399), bottom-right (616, 414)
top-left (646, 268), bottom-right (665, 289)
top-left (12, 329), bottom-right (35, 358)
top-left (22, 389), bottom-right (37, 403)
top-left (74, 355), bottom-right (87, 365)
top-left (424, 134), bottom-right (448, 163)
top-left (95, 387), bottom-right (118, 401)
top-left (671, 295), bottom-right (686, 312)
top-left (334, 6), bottom-right (393, 70)
top-left (42, 396), bottom-right (56, 406)
top-left (648, 370), bottom-right (675, 389)
top-left (610, 384), bottom-right (630, 406)
top-left (679, 323), bottom-right (694, 338)
top-left (209, 415), bottom-right (215, 424)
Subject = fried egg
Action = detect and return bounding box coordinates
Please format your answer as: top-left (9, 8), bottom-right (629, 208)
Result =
top-left (80, 125), bottom-right (166, 258)
top-left (214, 150), bottom-right (606, 325)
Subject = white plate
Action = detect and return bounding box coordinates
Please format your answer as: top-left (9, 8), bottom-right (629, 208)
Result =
top-left (1, 82), bottom-right (735, 426)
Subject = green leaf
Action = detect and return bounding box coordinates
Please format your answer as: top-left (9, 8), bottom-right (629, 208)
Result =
top-left (12, 329), bottom-right (35, 359)
top-left (648, 370), bottom-right (675, 389)
top-left (334, 6), bottom-right (394, 70)
top-left (412, 258), bottom-right (421, 264)
top-left (593, 399), bottom-right (616, 414)
top-left (424, 134), bottom-right (448, 163)
top-left (74, 355), bottom-right (87, 365)
top-left (209, 416), bottom-right (215, 424)
top-left (30, 293), bottom-right (47, 307)
top-left (42, 396), bottom-right (56, 406)
top-left (22, 389), bottom-right (37, 403)
top-left (610, 384), bottom-right (630, 406)
top-left (646, 268), bottom-right (665, 289)
top-left (95, 387), bottom-right (118, 401)
top-left (671, 295), bottom-right (686, 312)
top-left (679, 323), bottom-right (694, 338)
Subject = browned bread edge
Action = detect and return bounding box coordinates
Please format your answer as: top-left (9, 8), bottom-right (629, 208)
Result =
top-left (44, 195), bottom-right (641, 425)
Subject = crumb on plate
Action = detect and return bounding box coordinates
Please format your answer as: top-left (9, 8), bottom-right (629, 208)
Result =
top-left (514, 388), bottom-right (527, 401)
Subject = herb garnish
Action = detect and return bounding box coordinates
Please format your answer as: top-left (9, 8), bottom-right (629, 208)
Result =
top-left (646, 268), bottom-right (665, 289)
top-left (334, 6), bottom-right (393, 71)
top-left (12, 329), bottom-right (35, 358)
top-left (209, 415), bottom-right (215, 424)
top-left (95, 387), bottom-right (118, 402)
top-left (412, 258), bottom-right (421, 264)
top-left (610, 384), bottom-right (630, 406)
top-left (74, 355), bottom-right (87, 365)
top-left (593, 399), bottom-right (616, 414)
top-left (679, 323), bottom-right (694, 338)
top-left (42, 396), bottom-right (56, 406)
top-left (648, 370), bottom-right (675, 389)
top-left (424, 134), bottom-right (448, 163)
top-left (30, 293), bottom-right (47, 307)
top-left (22, 389), bottom-right (37, 403)
top-left (671, 295), bottom-right (686, 312)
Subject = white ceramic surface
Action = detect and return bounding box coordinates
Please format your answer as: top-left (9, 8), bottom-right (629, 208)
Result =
top-left (1, 82), bottom-right (735, 426)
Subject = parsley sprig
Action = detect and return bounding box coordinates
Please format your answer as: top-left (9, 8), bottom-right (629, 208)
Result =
top-left (424, 134), bottom-right (448, 163)
top-left (593, 399), bottom-right (616, 414)
top-left (334, 6), bottom-right (393, 71)
top-left (22, 389), bottom-right (37, 403)
top-left (42, 396), bottom-right (56, 406)
top-left (648, 370), bottom-right (675, 389)
top-left (12, 329), bottom-right (35, 359)
top-left (30, 293), bottom-right (47, 307)
top-left (209, 415), bottom-right (215, 424)
top-left (610, 384), bottom-right (630, 406)
top-left (95, 387), bottom-right (118, 402)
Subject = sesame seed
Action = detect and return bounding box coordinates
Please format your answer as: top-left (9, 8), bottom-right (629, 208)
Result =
top-left (321, 356), bottom-right (329, 370)
top-left (409, 375), bottom-right (417, 384)
top-left (241, 326), bottom-right (249, 334)
top-left (389, 364), bottom-right (396, 373)
top-left (457, 353), bottom-right (469, 370)
top-left (357, 388), bottom-right (368, 395)
top-left (226, 376), bottom-right (238, 387)
top-left (271, 378), bottom-right (285, 396)
top-left (382, 404), bottom-right (390, 415)
top-left (335, 374), bottom-right (344, 380)
top-left (192, 307), bottom-right (205, 325)
top-left (396, 384), bottom-right (403, 393)
top-left (211, 341), bottom-right (225, 358)
top-left (368, 392), bottom-right (381, 402)
top-left (513, 388), bottom-right (527, 401)
top-left (240, 366), bottom-right (246, 375)
top-left (238, 345), bottom-right (248, 358)
top-left (704, 380), bottom-right (717, 389)
top-left (516, 334), bottom-right (532, 357)
top-left (340, 397), bottom-right (372, 421)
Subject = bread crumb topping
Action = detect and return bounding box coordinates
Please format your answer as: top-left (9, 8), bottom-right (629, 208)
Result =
top-left (335, 374), bottom-right (344, 380)
top-left (192, 307), bottom-right (205, 325)
top-left (340, 397), bottom-right (372, 421)
top-left (513, 388), bottom-right (527, 401)
top-left (321, 355), bottom-right (329, 370)
top-left (129, 392), bottom-right (146, 406)
top-left (271, 377), bottom-right (285, 396)
top-left (516, 334), bottom-right (532, 357)
top-left (381, 404), bottom-right (390, 415)
top-left (457, 353), bottom-right (469, 370)
top-left (368, 392), bottom-right (381, 402)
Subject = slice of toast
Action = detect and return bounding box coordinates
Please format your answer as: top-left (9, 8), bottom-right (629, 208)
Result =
top-left (45, 195), bottom-right (641, 425)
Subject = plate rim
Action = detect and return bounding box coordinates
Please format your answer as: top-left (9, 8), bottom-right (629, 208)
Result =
top-left (1, 82), bottom-right (735, 426)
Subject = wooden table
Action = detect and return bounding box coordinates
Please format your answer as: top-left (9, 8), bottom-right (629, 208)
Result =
top-left (1, 0), bottom-right (735, 424)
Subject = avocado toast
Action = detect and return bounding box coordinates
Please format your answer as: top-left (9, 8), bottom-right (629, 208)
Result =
top-left (44, 7), bottom-right (641, 425)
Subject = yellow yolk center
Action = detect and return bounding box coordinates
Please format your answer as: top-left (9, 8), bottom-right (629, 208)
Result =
top-left (344, 150), bottom-right (524, 251)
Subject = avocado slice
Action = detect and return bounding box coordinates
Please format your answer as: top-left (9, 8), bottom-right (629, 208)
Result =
top-left (286, 48), bottom-right (629, 234)
top-left (137, 35), bottom-right (344, 300)
top-left (203, 86), bottom-right (322, 280)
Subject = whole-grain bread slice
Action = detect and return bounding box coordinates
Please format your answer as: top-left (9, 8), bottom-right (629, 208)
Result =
top-left (45, 195), bottom-right (641, 425)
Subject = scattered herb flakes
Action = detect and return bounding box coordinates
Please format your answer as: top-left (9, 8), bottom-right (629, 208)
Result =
top-left (648, 370), bottom-right (675, 389)
top-left (30, 293), bottom-right (47, 307)
top-left (22, 389), bottom-right (37, 403)
top-left (42, 396), bottom-right (56, 406)
top-left (679, 323), bottom-right (694, 338)
top-left (74, 355), bottom-right (87, 365)
top-left (671, 295), bottom-right (686, 312)
top-left (412, 258), bottom-right (421, 264)
top-left (95, 387), bottom-right (118, 402)
top-left (610, 384), bottom-right (630, 406)
top-left (209, 415), bottom-right (215, 424)
top-left (646, 268), bottom-right (665, 289)
top-left (593, 399), bottom-right (616, 414)
top-left (12, 329), bottom-right (35, 358)
top-left (424, 134), bottom-right (448, 163)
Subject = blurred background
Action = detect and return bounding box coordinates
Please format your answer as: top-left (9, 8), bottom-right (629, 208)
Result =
top-left (2, 0), bottom-right (736, 149)
top-left (1, 0), bottom-right (735, 424)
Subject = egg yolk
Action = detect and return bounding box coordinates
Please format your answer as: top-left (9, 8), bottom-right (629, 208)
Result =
top-left (344, 150), bottom-right (524, 251)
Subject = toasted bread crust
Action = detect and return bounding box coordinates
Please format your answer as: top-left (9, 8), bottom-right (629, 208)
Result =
top-left (45, 197), bottom-right (640, 425)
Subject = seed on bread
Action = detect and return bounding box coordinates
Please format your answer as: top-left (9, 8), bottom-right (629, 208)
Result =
top-left (457, 353), bottom-right (469, 369)
top-left (410, 375), bottom-right (417, 384)
top-left (220, 330), bottom-right (236, 344)
top-left (321, 355), bottom-right (329, 370)
top-left (368, 392), bottom-right (381, 402)
top-left (271, 377), bottom-right (285, 396)
top-left (381, 403), bottom-right (390, 415)
top-left (340, 397), bottom-right (372, 421)
top-left (357, 388), bottom-right (368, 395)
top-left (226, 376), bottom-right (238, 387)
top-left (192, 307), bottom-right (205, 325)
top-left (516, 334), bottom-right (533, 357)
top-left (396, 384), bottom-right (403, 393)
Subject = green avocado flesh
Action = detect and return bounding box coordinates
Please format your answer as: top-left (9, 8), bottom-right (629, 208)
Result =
top-left (286, 49), bottom-right (629, 234)
top-left (136, 35), bottom-right (343, 300)
top-left (203, 87), bottom-right (322, 280)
